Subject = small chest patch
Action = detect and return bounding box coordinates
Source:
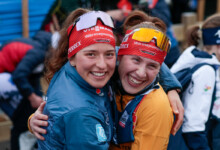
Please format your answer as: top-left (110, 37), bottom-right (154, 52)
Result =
top-left (119, 110), bottom-right (129, 128)
top-left (96, 124), bottom-right (107, 142)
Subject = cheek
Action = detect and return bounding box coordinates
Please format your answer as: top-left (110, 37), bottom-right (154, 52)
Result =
top-left (109, 59), bottom-right (116, 69)
top-left (75, 58), bottom-right (92, 71)
top-left (148, 69), bottom-right (159, 79)
top-left (154, 69), bottom-right (160, 76)
top-left (118, 61), bottom-right (130, 76)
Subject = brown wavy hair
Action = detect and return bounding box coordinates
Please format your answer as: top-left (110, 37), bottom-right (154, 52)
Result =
top-left (186, 13), bottom-right (220, 47)
top-left (122, 10), bottom-right (167, 36)
top-left (44, 8), bottom-right (90, 84)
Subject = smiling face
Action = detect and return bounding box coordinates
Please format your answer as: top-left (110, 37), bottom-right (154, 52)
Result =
top-left (118, 55), bottom-right (160, 94)
top-left (69, 43), bottom-right (116, 88)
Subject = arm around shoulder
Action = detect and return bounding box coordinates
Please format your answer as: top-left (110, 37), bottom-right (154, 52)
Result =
top-left (159, 63), bottom-right (182, 93)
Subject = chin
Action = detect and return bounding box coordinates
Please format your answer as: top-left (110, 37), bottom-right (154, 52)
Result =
top-left (123, 83), bottom-right (142, 95)
top-left (95, 85), bottom-right (105, 89)
top-left (124, 88), bottom-right (137, 94)
top-left (90, 82), bottom-right (107, 89)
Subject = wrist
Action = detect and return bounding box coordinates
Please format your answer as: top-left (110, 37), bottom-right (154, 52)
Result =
top-left (28, 113), bottom-right (35, 134)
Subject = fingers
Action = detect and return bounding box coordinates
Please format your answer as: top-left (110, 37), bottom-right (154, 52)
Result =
top-left (35, 110), bottom-right (48, 121)
top-left (36, 114), bottom-right (48, 121)
top-left (37, 101), bottom-right (46, 113)
top-left (170, 99), bottom-right (179, 114)
top-left (35, 101), bottom-right (48, 121)
top-left (31, 117), bottom-right (48, 140)
top-left (167, 90), bottom-right (184, 135)
top-left (171, 101), bottom-right (184, 135)
top-left (33, 118), bottom-right (48, 127)
top-left (171, 116), bottom-right (178, 135)
top-left (176, 100), bottom-right (184, 129)
top-left (33, 125), bottom-right (47, 134)
top-left (167, 90), bottom-right (180, 114)
top-left (29, 102), bottom-right (49, 141)
top-left (171, 115), bottom-right (182, 135)
top-left (34, 132), bottom-right (45, 141)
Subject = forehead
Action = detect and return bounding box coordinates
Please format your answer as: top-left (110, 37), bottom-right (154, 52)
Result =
top-left (80, 43), bottom-right (115, 52)
top-left (124, 55), bottom-right (160, 65)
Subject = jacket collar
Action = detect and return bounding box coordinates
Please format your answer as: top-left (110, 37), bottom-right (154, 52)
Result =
top-left (171, 46), bottom-right (220, 73)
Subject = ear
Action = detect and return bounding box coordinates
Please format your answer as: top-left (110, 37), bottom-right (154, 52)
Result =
top-left (69, 56), bottom-right (76, 67)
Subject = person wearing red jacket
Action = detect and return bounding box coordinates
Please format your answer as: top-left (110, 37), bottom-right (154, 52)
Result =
top-left (0, 31), bottom-right (52, 150)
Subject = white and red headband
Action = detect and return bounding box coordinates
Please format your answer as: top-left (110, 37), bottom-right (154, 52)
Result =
top-left (67, 11), bottom-right (116, 58)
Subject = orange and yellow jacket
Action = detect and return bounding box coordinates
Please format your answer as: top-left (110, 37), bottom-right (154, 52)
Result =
top-left (109, 85), bottom-right (173, 150)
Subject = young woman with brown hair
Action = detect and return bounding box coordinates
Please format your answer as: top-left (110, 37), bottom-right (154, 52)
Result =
top-left (108, 10), bottom-right (175, 150)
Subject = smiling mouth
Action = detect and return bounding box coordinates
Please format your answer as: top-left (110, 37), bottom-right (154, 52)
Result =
top-left (128, 75), bottom-right (143, 85)
top-left (91, 72), bottom-right (106, 77)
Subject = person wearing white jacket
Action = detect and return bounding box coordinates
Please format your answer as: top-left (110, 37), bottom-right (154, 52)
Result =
top-left (171, 13), bottom-right (220, 150)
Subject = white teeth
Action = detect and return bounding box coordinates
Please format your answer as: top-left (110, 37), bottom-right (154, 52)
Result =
top-left (92, 72), bottom-right (105, 77)
top-left (129, 76), bottom-right (142, 84)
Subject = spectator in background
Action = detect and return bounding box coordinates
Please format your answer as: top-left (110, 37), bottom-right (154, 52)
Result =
top-left (0, 31), bottom-right (52, 150)
top-left (171, 13), bottom-right (220, 150)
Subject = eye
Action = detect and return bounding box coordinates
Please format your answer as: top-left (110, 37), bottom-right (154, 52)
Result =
top-left (106, 52), bottom-right (115, 57)
top-left (148, 64), bottom-right (159, 70)
top-left (86, 52), bottom-right (95, 57)
top-left (132, 57), bottom-right (140, 63)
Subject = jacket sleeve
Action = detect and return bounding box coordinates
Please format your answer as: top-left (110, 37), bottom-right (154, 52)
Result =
top-left (182, 65), bottom-right (215, 150)
top-left (51, 108), bottom-right (110, 150)
top-left (159, 63), bottom-right (182, 93)
top-left (12, 49), bottom-right (45, 98)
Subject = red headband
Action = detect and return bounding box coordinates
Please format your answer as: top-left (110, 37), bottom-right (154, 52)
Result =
top-left (67, 20), bottom-right (116, 58)
top-left (118, 30), bottom-right (167, 64)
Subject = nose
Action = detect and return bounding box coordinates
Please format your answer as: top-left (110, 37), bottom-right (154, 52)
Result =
top-left (96, 55), bottom-right (107, 69)
top-left (136, 65), bottom-right (147, 78)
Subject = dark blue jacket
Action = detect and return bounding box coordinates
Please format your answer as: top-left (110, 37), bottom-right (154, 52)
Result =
top-left (11, 31), bottom-right (51, 99)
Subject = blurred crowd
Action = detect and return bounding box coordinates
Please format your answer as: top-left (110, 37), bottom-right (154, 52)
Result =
top-left (1, 0), bottom-right (220, 150)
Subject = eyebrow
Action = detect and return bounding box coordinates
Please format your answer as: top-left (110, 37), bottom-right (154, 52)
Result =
top-left (82, 50), bottom-right (96, 52)
top-left (106, 49), bottom-right (115, 52)
top-left (83, 49), bottom-right (115, 52)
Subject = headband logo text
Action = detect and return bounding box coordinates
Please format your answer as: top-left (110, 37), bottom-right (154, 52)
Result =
top-left (95, 38), bottom-right (110, 43)
top-left (83, 26), bottom-right (112, 33)
top-left (120, 44), bottom-right (129, 49)
top-left (134, 41), bottom-right (162, 51)
top-left (68, 41), bottom-right (81, 53)
top-left (140, 49), bottom-right (156, 56)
